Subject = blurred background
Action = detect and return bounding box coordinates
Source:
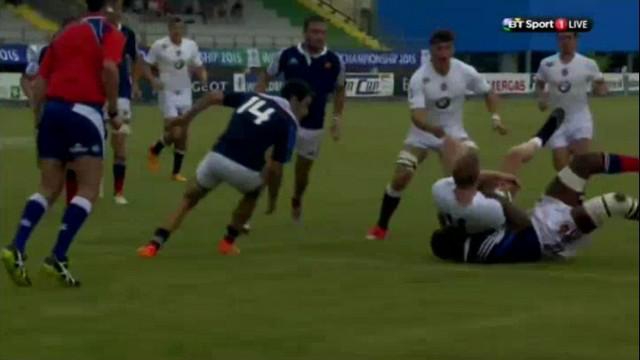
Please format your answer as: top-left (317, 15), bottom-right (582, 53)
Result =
top-left (0, 0), bottom-right (638, 99)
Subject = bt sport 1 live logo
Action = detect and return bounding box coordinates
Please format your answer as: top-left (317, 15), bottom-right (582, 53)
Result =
top-left (502, 17), bottom-right (593, 32)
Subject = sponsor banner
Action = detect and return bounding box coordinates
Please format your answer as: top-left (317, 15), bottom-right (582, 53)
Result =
top-left (198, 48), bottom-right (279, 67)
top-left (0, 73), bottom-right (26, 100)
top-left (484, 73), bottom-right (531, 94)
top-left (232, 72), bottom-right (284, 93)
top-left (0, 45), bottom-right (28, 66)
top-left (602, 73), bottom-right (624, 92)
top-left (626, 73), bottom-right (639, 92)
top-left (338, 52), bottom-right (420, 67)
top-left (231, 72), bottom-right (395, 98)
top-left (345, 73), bottom-right (395, 97)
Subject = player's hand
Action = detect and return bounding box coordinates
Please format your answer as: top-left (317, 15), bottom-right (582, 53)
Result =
top-left (330, 115), bottom-right (342, 142)
top-left (109, 115), bottom-right (124, 133)
top-left (537, 98), bottom-right (549, 112)
top-left (491, 114), bottom-right (508, 135)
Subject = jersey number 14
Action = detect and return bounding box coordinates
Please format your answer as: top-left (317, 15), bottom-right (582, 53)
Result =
top-left (237, 96), bottom-right (275, 125)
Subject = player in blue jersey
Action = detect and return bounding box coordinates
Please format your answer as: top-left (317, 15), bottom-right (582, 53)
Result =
top-left (137, 80), bottom-right (312, 257)
top-left (430, 144), bottom-right (639, 264)
top-left (107, 2), bottom-right (143, 205)
top-left (257, 16), bottom-right (346, 222)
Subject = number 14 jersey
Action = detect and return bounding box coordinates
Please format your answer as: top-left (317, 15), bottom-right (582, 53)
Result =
top-left (213, 92), bottom-right (299, 172)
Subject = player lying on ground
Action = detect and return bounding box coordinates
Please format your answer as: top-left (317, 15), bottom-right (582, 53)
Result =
top-left (144, 16), bottom-right (207, 182)
top-left (1, 0), bottom-right (125, 287)
top-left (430, 146), bottom-right (639, 264)
top-left (534, 31), bottom-right (607, 171)
top-left (366, 29), bottom-right (506, 240)
top-left (137, 80), bottom-right (312, 257)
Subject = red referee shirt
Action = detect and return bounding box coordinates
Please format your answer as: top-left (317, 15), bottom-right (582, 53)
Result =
top-left (39, 15), bottom-right (125, 105)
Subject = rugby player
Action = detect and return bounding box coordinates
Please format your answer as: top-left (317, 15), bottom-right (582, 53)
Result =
top-left (1, 0), bottom-right (125, 287)
top-left (366, 29), bottom-right (506, 240)
top-left (257, 15), bottom-right (346, 222)
top-left (535, 32), bottom-right (608, 171)
top-left (144, 16), bottom-right (207, 182)
top-left (430, 147), bottom-right (639, 263)
top-left (137, 80), bottom-right (311, 257)
top-left (106, 0), bottom-right (144, 204)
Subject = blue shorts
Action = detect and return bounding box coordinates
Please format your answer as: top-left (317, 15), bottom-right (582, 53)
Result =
top-left (37, 101), bottom-right (105, 162)
top-left (487, 226), bottom-right (543, 263)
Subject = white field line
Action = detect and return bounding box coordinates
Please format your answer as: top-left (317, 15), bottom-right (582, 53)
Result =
top-left (0, 136), bottom-right (34, 149)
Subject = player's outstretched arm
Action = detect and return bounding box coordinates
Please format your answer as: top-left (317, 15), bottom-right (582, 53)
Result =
top-left (194, 66), bottom-right (208, 84)
top-left (592, 79), bottom-right (608, 96)
top-left (482, 191), bottom-right (531, 231)
top-left (484, 92), bottom-right (507, 135)
top-left (172, 91), bottom-right (225, 128)
top-left (535, 80), bottom-right (548, 111)
top-left (330, 85), bottom-right (346, 141)
top-left (478, 170), bottom-right (520, 193)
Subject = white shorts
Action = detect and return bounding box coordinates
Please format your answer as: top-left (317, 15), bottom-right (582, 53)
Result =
top-left (531, 196), bottom-right (589, 258)
top-left (403, 124), bottom-right (477, 151)
top-left (159, 90), bottom-right (192, 119)
top-left (547, 110), bottom-right (593, 149)
top-left (296, 128), bottom-right (324, 160)
top-left (195, 152), bottom-right (263, 193)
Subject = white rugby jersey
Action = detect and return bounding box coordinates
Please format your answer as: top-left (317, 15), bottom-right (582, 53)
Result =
top-left (432, 177), bottom-right (506, 234)
top-left (145, 36), bottom-right (203, 92)
top-left (408, 59), bottom-right (491, 131)
top-left (535, 53), bottom-right (603, 116)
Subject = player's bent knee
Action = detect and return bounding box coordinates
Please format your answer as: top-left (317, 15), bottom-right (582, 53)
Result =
top-left (396, 150), bottom-right (419, 173)
top-left (183, 182), bottom-right (209, 208)
top-left (244, 187), bottom-right (262, 200)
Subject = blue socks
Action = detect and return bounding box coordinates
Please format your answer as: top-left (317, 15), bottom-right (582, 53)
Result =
top-left (52, 196), bottom-right (92, 261)
top-left (12, 193), bottom-right (49, 253)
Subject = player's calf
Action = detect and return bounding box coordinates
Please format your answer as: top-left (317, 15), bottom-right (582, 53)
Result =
top-left (547, 153), bottom-right (639, 205)
top-left (366, 152), bottom-right (419, 240)
top-left (220, 189), bottom-right (261, 255)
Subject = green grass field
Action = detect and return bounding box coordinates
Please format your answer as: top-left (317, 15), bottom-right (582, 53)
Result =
top-left (0, 97), bottom-right (638, 360)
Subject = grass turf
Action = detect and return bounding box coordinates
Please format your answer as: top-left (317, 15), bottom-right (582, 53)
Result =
top-left (0, 97), bottom-right (638, 360)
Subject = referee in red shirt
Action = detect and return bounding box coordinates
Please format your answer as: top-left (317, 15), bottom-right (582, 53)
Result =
top-left (2, 0), bottom-right (125, 287)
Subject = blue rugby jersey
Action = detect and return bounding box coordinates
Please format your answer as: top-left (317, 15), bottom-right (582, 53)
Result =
top-left (213, 92), bottom-right (298, 171)
top-left (266, 44), bottom-right (345, 130)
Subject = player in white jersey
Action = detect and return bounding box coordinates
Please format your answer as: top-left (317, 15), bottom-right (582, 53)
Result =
top-left (534, 32), bottom-right (607, 171)
top-left (430, 147), bottom-right (638, 264)
top-left (143, 16), bottom-right (207, 182)
top-left (366, 30), bottom-right (507, 240)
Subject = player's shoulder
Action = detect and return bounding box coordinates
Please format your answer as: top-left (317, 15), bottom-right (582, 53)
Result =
top-left (279, 46), bottom-right (299, 59)
top-left (120, 24), bottom-right (134, 34)
top-left (451, 58), bottom-right (479, 74)
top-left (151, 36), bottom-right (169, 48)
top-left (574, 52), bottom-right (597, 66)
top-left (432, 177), bottom-right (455, 196)
top-left (259, 93), bottom-right (298, 123)
top-left (473, 192), bottom-right (503, 211)
top-left (324, 48), bottom-right (342, 62)
top-left (539, 53), bottom-right (559, 66)
top-left (410, 62), bottom-right (430, 80)
top-left (182, 37), bottom-right (198, 47)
